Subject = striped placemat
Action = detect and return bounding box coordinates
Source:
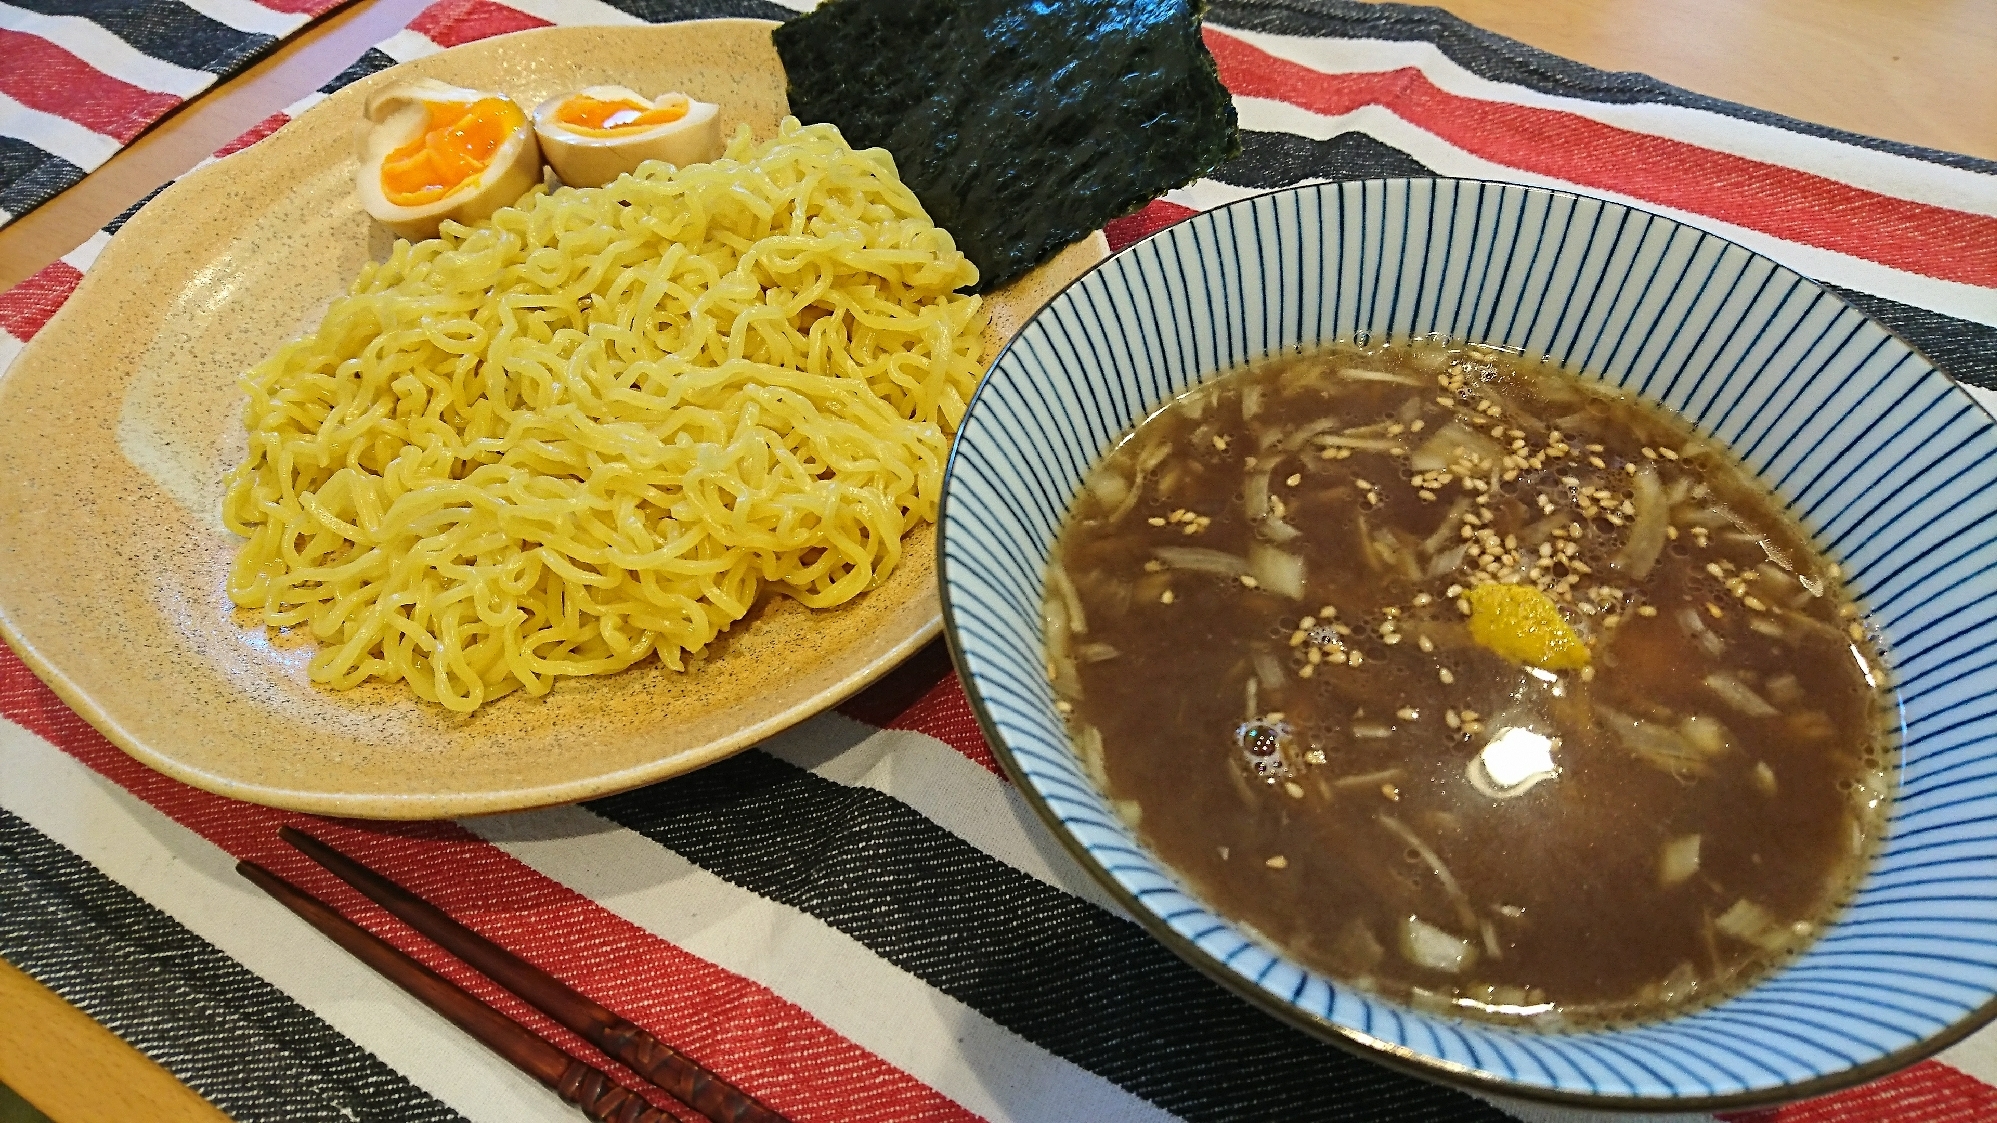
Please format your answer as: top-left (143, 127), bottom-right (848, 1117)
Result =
top-left (4, 1), bottom-right (1997, 1121)
top-left (0, 0), bottom-right (356, 228)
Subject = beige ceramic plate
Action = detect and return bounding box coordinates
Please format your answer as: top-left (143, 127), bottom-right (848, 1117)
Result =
top-left (0, 20), bottom-right (1107, 818)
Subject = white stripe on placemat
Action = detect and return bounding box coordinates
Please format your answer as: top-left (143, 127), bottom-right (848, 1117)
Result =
top-left (1214, 24), bottom-right (1997, 218)
top-left (759, 712), bottom-right (1131, 918)
top-left (0, 718), bottom-right (579, 1123)
top-left (1214, 97), bottom-right (1997, 327)
top-left (60, 230), bottom-right (111, 273)
top-left (375, 27), bottom-right (440, 62)
top-left (470, 798), bottom-right (1184, 1123)
top-left (0, 91), bottom-right (120, 169)
top-left (179, 0), bottom-right (311, 37)
top-left (0, 3), bottom-right (216, 98)
top-left (494, 0), bottom-right (642, 27)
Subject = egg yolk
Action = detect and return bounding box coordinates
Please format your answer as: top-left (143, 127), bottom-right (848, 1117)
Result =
top-left (1465, 582), bottom-right (1591, 671)
top-left (553, 93), bottom-right (690, 138)
top-left (378, 97), bottom-right (525, 207)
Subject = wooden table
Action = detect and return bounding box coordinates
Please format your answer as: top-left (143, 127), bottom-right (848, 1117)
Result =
top-left (0, 0), bottom-right (1992, 1118)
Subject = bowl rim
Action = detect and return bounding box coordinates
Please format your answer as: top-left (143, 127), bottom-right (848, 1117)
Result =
top-left (935, 174), bottom-right (1997, 1111)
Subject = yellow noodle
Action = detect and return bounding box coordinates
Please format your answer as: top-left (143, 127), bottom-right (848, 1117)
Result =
top-left (223, 118), bottom-right (985, 712)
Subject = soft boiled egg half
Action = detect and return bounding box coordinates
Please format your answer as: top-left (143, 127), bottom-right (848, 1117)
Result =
top-left (532, 87), bottom-right (723, 188)
top-left (357, 79), bottom-right (541, 241)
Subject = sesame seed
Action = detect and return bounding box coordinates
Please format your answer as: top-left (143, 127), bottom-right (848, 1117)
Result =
top-left (1580, 665), bottom-right (1595, 683)
top-left (1446, 709), bottom-right (1461, 729)
top-left (1418, 489), bottom-right (1437, 501)
top-left (1144, 559), bottom-right (1165, 572)
top-left (1160, 589), bottom-right (1175, 604)
top-left (1660, 447), bottom-right (1680, 460)
top-left (1588, 456), bottom-right (1608, 469)
top-left (1320, 447), bottom-right (1338, 460)
top-left (1319, 604), bottom-right (1338, 618)
top-left (1458, 597), bottom-right (1472, 615)
top-left (1055, 700), bottom-right (1073, 714)
top-left (1848, 622), bottom-right (1865, 641)
top-left (1356, 479), bottom-right (1373, 490)
top-left (1642, 447), bottom-right (1658, 459)
top-left (1418, 635), bottom-right (1436, 653)
top-left (1410, 420), bottom-right (1426, 432)
top-left (1706, 602), bottom-right (1724, 618)
top-left (1289, 630), bottom-right (1308, 647)
top-left (1348, 650), bottom-right (1365, 667)
top-left (1438, 667), bottom-right (1454, 684)
top-left (1637, 605), bottom-right (1658, 617)
top-left (1299, 664), bottom-right (1315, 678)
top-left (1265, 855), bottom-right (1289, 869)
top-left (1284, 781), bottom-right (1305, 799)
top-left (1381, 784), bottom-right (1401, 801)
top-left (1286, 473), bottom-right (1302, 487)
top-left (1745, 596), bottom-right (1768, 612)
top-left (1239, 575), bottom-right (1259, 588)
top-left (1212, 435), bottom-right (1229, 451)
top-left (1305, 750), bottom-right (1327, 765)
top-left (1624, 462), bottom-right (1638, 475)
top-left (1396, 707), bottom-right (1419, 721)
top-left (1244, 457), bottom-right (1258, 469)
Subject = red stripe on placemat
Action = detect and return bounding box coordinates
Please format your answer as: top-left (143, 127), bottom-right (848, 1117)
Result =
top-left (408, 0), bottom-right (553, 49)
top-left (1719, 1059), bottom-right (1997, 1122)
top-left (886, 675), bottom-right (1001, 777)
top-left (0, 259), bottom-right (83, 344)
top-left (1203, 29), bottom-right (1997, 290)
top-left (214, 111), bottom-right (292, 158)
top-left (1106, 200), bottom-right (1198, 253)
top-left (249, 0), bottom-right (347, 15)
top-left (0, 642), bottom-right (978, 1123)
top-left (0, 32), bottom-right (186, 145)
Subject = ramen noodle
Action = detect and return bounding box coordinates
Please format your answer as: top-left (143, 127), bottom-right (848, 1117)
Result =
top-left (224, 118), bottom-right (985, 711)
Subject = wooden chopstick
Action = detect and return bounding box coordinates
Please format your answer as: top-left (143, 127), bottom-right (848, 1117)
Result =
top-left (237, 859), bottom-right (692, 1123)
top-left (277, 826), bottom-right (789, 1123)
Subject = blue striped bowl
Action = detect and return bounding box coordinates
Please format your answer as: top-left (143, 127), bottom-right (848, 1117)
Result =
top-left (937, 179), bottom-right (1997, 1108)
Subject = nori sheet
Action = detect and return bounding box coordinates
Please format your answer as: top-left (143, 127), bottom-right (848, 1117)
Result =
top-left (773, 0), bottom-right (1240, 293)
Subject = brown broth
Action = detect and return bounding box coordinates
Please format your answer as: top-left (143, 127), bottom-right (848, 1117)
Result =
top-left (1047, 338), bottom-right (1895, 1030)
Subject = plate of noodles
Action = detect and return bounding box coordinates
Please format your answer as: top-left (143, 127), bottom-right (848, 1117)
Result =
top-left (0, 19), bottom-right (1107, 817)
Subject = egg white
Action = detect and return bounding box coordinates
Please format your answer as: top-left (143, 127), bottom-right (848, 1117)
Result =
top-left (356, 78), bottom-right (542, 242)
top-left (532, 86), bottom-right (724, 189)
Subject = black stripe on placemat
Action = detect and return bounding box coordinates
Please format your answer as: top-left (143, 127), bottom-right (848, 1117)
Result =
top-left (101, 180), bottom-right (168, 235)
top-left (320, 47), bottom-right (398, 94)
top-left (1211, 129), bottom-right (1997, 390)
top-left (1826, 284), bottom-right (1997, 391)
top-left (0, 140), bottom-right (85, 223)
top-left (9, 0), bottom-right (274, 75)
top-left (1207, 0), bottom-right (1997, 177)
top-left (588, 751), bottom-right (1508, 1123)
top-left (598, 0), bottom-right (802, 22)
top-left (0, 809), bottom-right (466, 1123)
